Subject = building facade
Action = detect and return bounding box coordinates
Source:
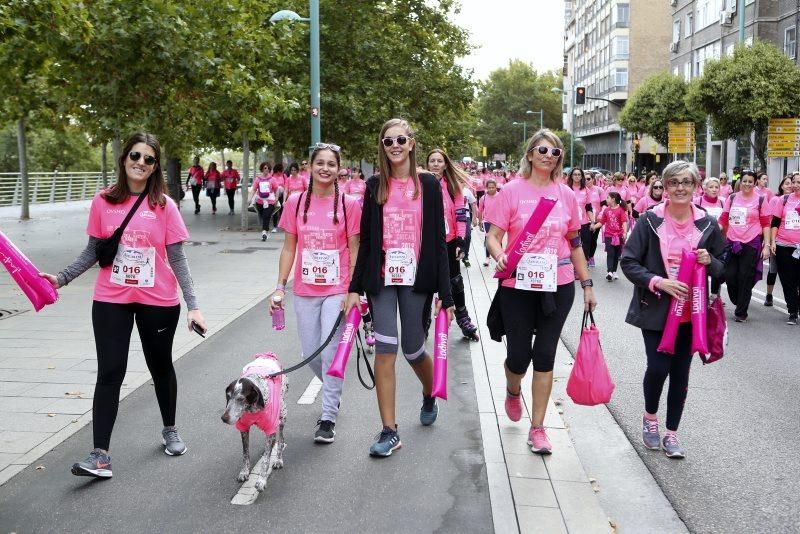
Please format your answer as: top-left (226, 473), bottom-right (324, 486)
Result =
top-left (671, 0), bottom-right (800, 179)
top-left (563, 0), bottom-right (672, 174)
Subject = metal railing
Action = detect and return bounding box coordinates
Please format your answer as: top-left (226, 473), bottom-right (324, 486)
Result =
top-left (0, 171), bottom-right (107, 207)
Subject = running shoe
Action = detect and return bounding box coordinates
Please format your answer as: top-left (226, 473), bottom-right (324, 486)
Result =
top-left (661, 433), bottom-right (686, 459)
top-left (314, 420), bottom-right (336, 443)
top-left (764, 294), bottom-right (774, 307)
top-left (612, 272), bottom-right (619, 280)
top-left (528, 426), bottom-right (552, 455)
top-left (161, 426), bottom-right (187, 456)
top-left (504, 389), bottom-right (523, 422)
top-left (271, 228), bottom-right (278, 233)
top-left (642, 416), bottom-right (660, 450)
top-left (369, 426), bottom-right (402, 457)
top-left (420, 395), bottom-right (438, 426)
top-left (261, 230), bottom-right (267, 242)
top-left (734, 314), bottom-right (747, 323)
top-left (71, 449), bottom-right (112, 478)
top-left (606, 272), bottom-right (613, 281)
top-left (787, 314), bottom-right (798, 326)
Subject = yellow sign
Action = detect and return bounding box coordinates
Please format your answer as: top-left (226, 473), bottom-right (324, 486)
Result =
top-left (669, 121), bottom-right (695, 129)
top-left (767, 140), bottom-right (800, 149)
top-left (768, 150), bottom-right (800, 157)
top-left (668, 136), bottom-right (696, 143)
top-left (482, 146), bottom-right (488, 157)
top-left (767, 126), bottom-right (800, 134)
top-left (769, 118), bottom-right (800, 127)
top-left (768, 134), bottom-right (800, 142)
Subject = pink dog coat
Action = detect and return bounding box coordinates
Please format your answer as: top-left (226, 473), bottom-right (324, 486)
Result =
top-left (235, 353), bottom-right (283, 436)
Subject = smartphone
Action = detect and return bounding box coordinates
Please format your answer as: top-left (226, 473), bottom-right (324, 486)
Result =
top-left (191, 321), bottom-right (206, 338)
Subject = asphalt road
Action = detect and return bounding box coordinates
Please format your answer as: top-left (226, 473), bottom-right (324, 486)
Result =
top-left (561, 247), bottom-right (800, 533)
top-left (0, 296), bottom-right (491, 533)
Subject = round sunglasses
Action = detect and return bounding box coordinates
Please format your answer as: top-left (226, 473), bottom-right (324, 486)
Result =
top-left (129, 151), bottom-right (156, 166)
top-left (382, 135), bottom-right (412, 147)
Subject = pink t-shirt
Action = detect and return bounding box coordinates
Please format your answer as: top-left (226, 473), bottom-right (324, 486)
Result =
top-left (634, 195), bottom-right (661, 214)
top-left (571, 185), bottom-right (590, 224)
top-left (382, 178), bottom-right (423, 273)
top-left (494, 176), bottom-right (507, 188)
top-left (698, 195), bottom-right (724, 219)
top-left (205, 169), bottom-right (221, 189)
top-left (87, 192), bottom-right (189, 306)
top-left (599, 205), bottom-right (627, 238)
top-left (222, 169), bottom-right (239, 189)
top-left (755, 186), bottom-right (774, 202)
top-left (721, 193), bottom-right (768, 243)
top-left (285, 176), bottom-right (307, 196)
top-left (270, 173), bottom-right (286, 190)
top-left (587, 186), bottom-right (605, 216)
top-left (344, 179), bottom-right (367, 200)
top-left (478, 192), bottom-right (501, 221)
top-left (606, 185), bottom-right (631, 203)
top-left (439, 178), bottom-right (466, 242)
top-left (719, 183), bottom-right (733, 197)
top-left (487, 179), bottom-right (581, 288)
top-left (187, 166), bottom-right (204, 186)
top-left (770, 193), bottom-right (800, 245)
top-left (279, 192), bottom-right (361, 297)
top-left (252, 175), bottom-right (275, 205)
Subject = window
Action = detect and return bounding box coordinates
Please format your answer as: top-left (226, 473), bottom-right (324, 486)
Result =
top-left (683, 61), bottom-right (691, 81)
top-left (613, 68), bottom-right (628, 89)
top-left (673, 20), bottom-right (681, 44)
top-left (696, 0), bottom-right (722, 29)
top-left (786, 27), bottom-right (796, 59)
top-left (612, 36), bottom-right (629, 59)
top-left (685, 13), bottom-right (693, 38)
top-left (613, 3), bottom-right (629, 26)
top-left (693, 41), bottom-right (721, 77)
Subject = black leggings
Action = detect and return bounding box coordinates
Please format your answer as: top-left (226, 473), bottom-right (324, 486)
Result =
top-left (776, 245), bottom-right (800, 315)
top-left (483, 222), bottom-right (491, 258)
top-left (447, 240), bottom-right (466, 310)
top-left (272, 192), bottom-right (284, 228)
top-left (255, 203), bottom-right (275, 231)
top-left (589, 227), bottom-right (601, 259)
top-left (641, 324), bottom-right (693, 431)
top-left (190, 185), bottom-right (202, 211)
top-left (579, 223), bottom-right (592, 263)
top-left (208, 189), bottom-right (219, 211)
top-left (725, 244), bottom-right (758, 318)
top-left (604, 237), bottom-right (622, 272)
top-left (92, 301), bottom-right (180, 450)
top-left (225, 189), bottom-right (236, 211)
top-left (498, 283), bottom-right (575, 374)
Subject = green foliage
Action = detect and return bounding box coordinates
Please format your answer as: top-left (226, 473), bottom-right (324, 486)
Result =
top-left (0, 123), bottom-right (101, 172)
top-left (474, 61), bottom-right (563, 163)
top-left (686, 40), bottom-right (800, 169)
top-left (553, 130), bottom-right (584, 169)
top-left (619, 72), bottom-right (704, 147)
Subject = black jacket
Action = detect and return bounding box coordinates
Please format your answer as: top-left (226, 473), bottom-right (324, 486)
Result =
top-left (620, 208), bottom-right (726, 331)
top-left (348, 173), bottom-right (454, 308)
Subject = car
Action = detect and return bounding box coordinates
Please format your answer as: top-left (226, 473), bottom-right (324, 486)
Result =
top-left (588, 167), bottom-right (612, 176)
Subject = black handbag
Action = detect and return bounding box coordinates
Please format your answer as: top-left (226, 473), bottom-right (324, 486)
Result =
top-left (95, 192), bottom-right (148, 267)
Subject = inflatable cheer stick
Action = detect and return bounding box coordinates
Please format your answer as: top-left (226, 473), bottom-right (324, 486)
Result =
top-left (690, 262), bottom-right (709, 355)
top-left (494, 197), bottom-right (557, 280)
top-left (326, 306), bottom-right (362, 379)
top-left (657, 249), bottom-right (697, 354)
top-left (431, 302), bottom-right (449, 400)
top-left (0, 230), bottom-right (58, 312)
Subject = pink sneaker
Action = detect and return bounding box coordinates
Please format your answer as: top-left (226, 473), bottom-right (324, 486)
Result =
top-left (504, 390), bottom-right (522, 422)
top-left (527, 426), bottom-right (552, 455)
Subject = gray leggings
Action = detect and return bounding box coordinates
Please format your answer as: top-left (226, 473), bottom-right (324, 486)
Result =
top-left (368, 285), bottom-right (432, 363)
top-left (293, 293), bottom-right (345, 423)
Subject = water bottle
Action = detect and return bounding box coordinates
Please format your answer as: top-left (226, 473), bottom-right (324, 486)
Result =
top-left (272, 295), bottom-right (285, 331)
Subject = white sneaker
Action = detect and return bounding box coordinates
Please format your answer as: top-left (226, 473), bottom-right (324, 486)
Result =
top-left (612, 272), bottom-right (619, 280)
top-left (261, 230), bottom-right (267, 242)
top-left (271, 228), bottom-right (278, 233)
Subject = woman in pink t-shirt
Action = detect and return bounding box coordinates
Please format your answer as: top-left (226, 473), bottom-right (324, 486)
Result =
top-left (427, 148), bottom-right (479, 341)
top-left (343, 118), bottom-right (454, 458)
top-left (204, 162), bottom-right (222, 214)
top-left (40, 133), bottom-right (206, 477)
top-left (592, 192), bottom-right (628, 280)
top-left (271, 143), bottom-right (362, 441)
top-left (719, 173), bottom-right (733, 197)
top-left (769, 173), bottom-right (800, 323)
top-left (633, 179), bottom-right (664, 219)
top-left (221, 160), bottom-right (240, 215)
top-left (568, 168), bottom-right (595, 269)
top-left (343, 168), bottom-right (367, 204)
top-left (764, 175), bottom-right (795, 306)
top-left (485, 129), bottom-right (597, 456)
top-left (248, 162), bottom-right (277, 240)
top-left (585, 174), bottom-right (605, 266)
top-left (284, 162), bottom-right (308, 197)
top-left (478, 179), bottom-right (500, 265)
top-left (755, 173), bottom-right (775, 202)
top-left (718, 170), bottom-right (771, 322)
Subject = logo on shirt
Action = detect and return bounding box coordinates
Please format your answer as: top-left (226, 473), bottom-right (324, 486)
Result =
top-left (106, 209), bottom-right (127, 215)
top-left (140, 210), bottom-right (156, 220)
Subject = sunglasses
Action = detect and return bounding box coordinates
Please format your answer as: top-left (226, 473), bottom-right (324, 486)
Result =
top-left (529, 146), bottom-right (562, 157)
top-left (313, 142), bottom-right (341, 152)
top-left (382, 135), bottom-right (412, 147)
top-left (652, 185), bottom-right (664, 190)
top-left (129, 151), bottom-right (156, 166)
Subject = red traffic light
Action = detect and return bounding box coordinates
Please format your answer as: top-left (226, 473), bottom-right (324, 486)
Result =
top-left (575, 87), bottom-right (586, 105)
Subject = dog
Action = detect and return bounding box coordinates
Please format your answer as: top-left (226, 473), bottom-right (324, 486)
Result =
top-left (222, 352), bottom-right (288, 492)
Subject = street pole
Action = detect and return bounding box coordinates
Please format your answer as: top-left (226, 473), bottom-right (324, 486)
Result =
top-left (539, 109), bottom-right (543, 130)
top-left (618, 129), bottom-right (622, 172)
top-left (310, 0), bottom-right (321, 145)
top-left (738, 0), bottom-right (745, 43)
top-left (523, 121), bottom-right (527, 142)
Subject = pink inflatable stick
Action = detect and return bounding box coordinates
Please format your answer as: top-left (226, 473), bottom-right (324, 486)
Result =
top-left (431, 303), bottom-right (449, 400)
top-left (326, 306), bottom-right (361, 379)
top-left (657, 249), bottom-right (697, 354)
top-left (494, 197), bottom-right (557, 280)
top-left (0, 230), bottom-right (58, 312)
top-left (690, 262), bottom-right (709, 355)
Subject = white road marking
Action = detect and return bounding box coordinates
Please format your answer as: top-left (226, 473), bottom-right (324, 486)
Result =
top-left (751, 288), bottom-right (789, 315)
top-left (230, 447), bottom-right (279, 506)
top-left (297, 377), bottom-right (323, 405)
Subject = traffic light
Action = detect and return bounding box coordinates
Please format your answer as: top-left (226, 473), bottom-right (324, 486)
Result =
top-left (575, 86), bottom-right (586, 105)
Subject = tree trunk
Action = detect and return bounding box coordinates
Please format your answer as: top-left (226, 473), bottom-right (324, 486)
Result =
top-left (240, 132), bottom-right (250, 230)
top-left (111, 135), bottom-right (122, 176)
top-left (165, 155), bottom-right (182, 204)
top-left (16, 115), bottom-right (29, 220)
top-left (101, 142), bottom-right (109, 186)
top-left (274, 148), bottom-right (283, 169)
top-left (220, 149), bottom-right (225, 166)
top-left (751, 126), bottom-right (767, 171)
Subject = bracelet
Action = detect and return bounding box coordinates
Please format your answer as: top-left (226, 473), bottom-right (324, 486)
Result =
top-left (580, 279), bottom-right (594, 288)
top-left (275, 284), bottom-right (285, 292)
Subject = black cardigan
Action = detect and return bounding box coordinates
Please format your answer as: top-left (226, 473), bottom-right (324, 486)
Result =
top-left (348, 173), bottom-right (454, 308)
top-left (620, 209), bottom-right (726, 331)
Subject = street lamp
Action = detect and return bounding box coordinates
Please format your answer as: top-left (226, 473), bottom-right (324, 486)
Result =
top-left (551, 87), bottom-right (574, 167)
top-left (512, 121), bottom-right (527, 143)
top-left (526, 109), bottom-right (544, 131)
top-left (270, 1), bottom-right (321, 146)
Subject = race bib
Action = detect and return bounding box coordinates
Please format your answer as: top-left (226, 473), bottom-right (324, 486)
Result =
top-left (301, 249), bottom-right (339, 285)
top-left (258, 181), bottom-right (271, 199)
top-left (515, 253), bottom-right (557, 292)
top-left (729, 206), bottom-right (748, 226)
top-left (785, 209), bottom-right (800, 230)
top-left (385, 248), bottom-right (417, 286)
top-left (705, 207), bottom-right (722, 219)
top-left (110, 245), bottom-right (156, 287)
top-left (189, 177), bottom-right (198, 187)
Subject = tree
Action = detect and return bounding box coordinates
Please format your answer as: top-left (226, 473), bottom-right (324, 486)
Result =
top-left (0, 122), bottom-right (100, 172)
top-left (619, 72), bottom-right (704, 147)
top-left (553, 130), bottom-right (584, 170)
top-left (475, 61), bottom-right (563, 163)
top-left (686, 40), bottom-right (800, 170)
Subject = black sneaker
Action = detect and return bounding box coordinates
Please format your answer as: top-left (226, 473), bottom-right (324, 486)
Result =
top-left (764, 294), bottom-right (774, 307)
top-left (787, 314), bottom-right (798, 326)
top-left (420, 395), bottom-right (439, 426)
top-left (314, 420), bottom-right (336, 443)
top-left (71, 448), bottom-right (112, 478)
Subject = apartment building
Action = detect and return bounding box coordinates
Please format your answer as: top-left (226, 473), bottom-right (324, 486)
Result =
top-left (563, 0), bottom-right (672, 173)
top-left (671, 0), bottom-right (800, 178)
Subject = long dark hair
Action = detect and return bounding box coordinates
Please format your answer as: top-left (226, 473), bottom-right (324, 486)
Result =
top-left (426, 148), bottom-right (468, 201)
top-left (102, 132), bottom-right (166, 208)
top-left (569, 167), bottom-right (586, 190)
top-left (302, 144), bottom-right (342, 225)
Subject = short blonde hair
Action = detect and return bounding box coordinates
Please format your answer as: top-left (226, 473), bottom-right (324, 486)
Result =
top-left (702, 176), bottom-right (720, 189)
top-left (519, 129), bottom-right (564, 181)
top-left (662, 160), bottom-right (700, 186)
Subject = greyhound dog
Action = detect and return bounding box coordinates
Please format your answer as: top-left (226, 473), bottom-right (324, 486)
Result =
top-left (222, 353), bottom-right (287, 492)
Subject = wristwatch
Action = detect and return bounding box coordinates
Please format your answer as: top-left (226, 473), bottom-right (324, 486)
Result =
top-left (580, 279), bottom-right (594, 288)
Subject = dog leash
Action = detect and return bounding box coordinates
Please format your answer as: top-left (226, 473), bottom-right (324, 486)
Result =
top-left (266, 311), bottom-right (344, 378)
top-left (355, 330), bottom-right (375, 390)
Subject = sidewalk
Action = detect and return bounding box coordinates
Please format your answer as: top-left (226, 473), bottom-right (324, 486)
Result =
top-left (0, 195), bottom-right (277, 485)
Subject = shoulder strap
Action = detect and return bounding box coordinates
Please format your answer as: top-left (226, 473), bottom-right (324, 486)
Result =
top-left (784, 194), bottom-right (790, 206)
top-left (342, 193), bottom-right (348, 227)
top-left (118, 192), bottom-right (148, 235)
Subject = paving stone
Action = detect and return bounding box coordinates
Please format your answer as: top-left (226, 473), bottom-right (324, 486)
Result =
top-left (0, 412), bottom-right (74, 433)
top-left (25, 383), bottom-right (95, 398)
top-left (37, 398), bottom-right (94, 415)
top-left (517, 505), bottom-right (568, 534)
top-left (509, 477), bottom-right (558, 508)
top-left (0, 397), bottom-right (54, 413)
top-left (0, 357), bottom-right (86, 370)
top-left (505, 452), bottom-right (549, 479)
top-left (0, 431), bottom-right (51, 454)
top-left (551, 480), bottom-right (612, 533)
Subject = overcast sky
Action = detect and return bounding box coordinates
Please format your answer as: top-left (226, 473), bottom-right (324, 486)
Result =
top-left (451, 0), bottom-right (566, 81)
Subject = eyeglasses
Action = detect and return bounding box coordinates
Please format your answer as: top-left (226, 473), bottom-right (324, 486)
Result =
top-left (652, 185), bottom-right (664, 190)
top-left (313, 143), bottom-right (341, 152)
top-left (382, 135), bottom-right (412, 147)
top-left (529, 146), bottom-right (562, 157)
top-left (665, 179), bottom-right (694, 189)
top-left (129, 151), bottom-right (156, 166)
